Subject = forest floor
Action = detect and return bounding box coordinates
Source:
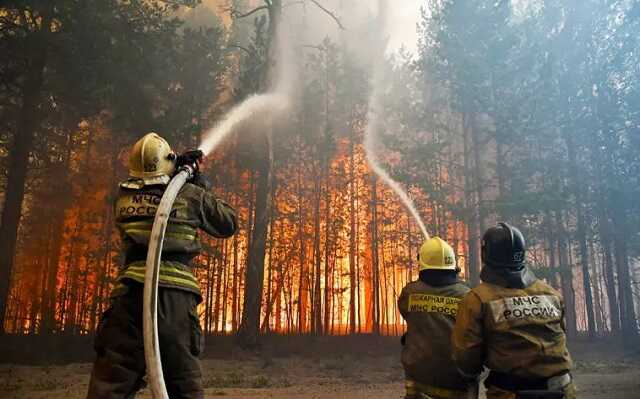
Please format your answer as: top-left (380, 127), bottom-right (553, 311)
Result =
top-left (1, 337), bottom-right (639, 398)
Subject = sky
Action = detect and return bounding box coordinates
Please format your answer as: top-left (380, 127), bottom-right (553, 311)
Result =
top-left (387, 0), bottom-right (424, 53)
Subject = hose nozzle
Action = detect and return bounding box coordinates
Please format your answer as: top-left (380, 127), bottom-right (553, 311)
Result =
top-left (175, 149), bottom-right (204, 177)
top-left (176, 149), bottom-right (203, 167)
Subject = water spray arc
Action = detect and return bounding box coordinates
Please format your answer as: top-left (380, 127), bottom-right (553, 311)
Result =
top-left (198, 92), bottom-right (290, 156)
top-left (364, 93), bottom-right (429, 241)
top-left (363, 0), bottom-right (429, 240)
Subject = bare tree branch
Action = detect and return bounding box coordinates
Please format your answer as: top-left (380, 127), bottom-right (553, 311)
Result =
top-left (227, 44), bottom-right (255, 57)
top-left (230, 5), bottom-right (269, 19)
top-left (159, 0), bottom-right (199, 8)
top-left (308, 0), bottom-right (345, 30)
top-left (283, 1), bottom-right (305, 8)
top-left (301, 44), bottom-right (324, 51)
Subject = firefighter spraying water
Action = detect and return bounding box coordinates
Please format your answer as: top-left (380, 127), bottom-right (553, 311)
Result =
top-left (87, 133), bottom-right (237, 399)
top-left (139, 98), bottom-right (290, 399)
top-left (136, 102), bottom-right (289, 397)
top-left (135, 21), bottom-right (294, 399)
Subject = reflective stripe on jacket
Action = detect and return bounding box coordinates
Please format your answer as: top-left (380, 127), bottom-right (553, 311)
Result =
top-left (112, 180), bottom-right (237, 298)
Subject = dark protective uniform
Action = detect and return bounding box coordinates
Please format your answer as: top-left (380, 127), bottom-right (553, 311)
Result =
top-left (452, 267), bottom-right (575, 399)
top-left (87, 179), bottom-right (237, 399)
top-left (398, 273), bottom-right (475, 399)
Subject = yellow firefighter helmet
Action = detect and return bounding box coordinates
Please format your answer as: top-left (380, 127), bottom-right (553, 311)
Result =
top-left (128, 132), bottom-right (176, 183)
top-left (418, 237), bottom-right (457, 271)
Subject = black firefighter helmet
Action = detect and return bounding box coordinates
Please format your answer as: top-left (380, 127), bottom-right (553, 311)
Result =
top-left (481, 222), bottom-right (526, 269)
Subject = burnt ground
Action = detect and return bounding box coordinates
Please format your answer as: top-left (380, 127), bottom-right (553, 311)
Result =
top-left (1, 335), bottom-right (639, 398)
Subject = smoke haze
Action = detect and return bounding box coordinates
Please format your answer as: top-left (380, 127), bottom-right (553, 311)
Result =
top-left (198, 15), bottom-right (294, 156)
top-left (199, 0), bottom-right (429, 237)
top-left (359, 0), bottom-right (430, 239)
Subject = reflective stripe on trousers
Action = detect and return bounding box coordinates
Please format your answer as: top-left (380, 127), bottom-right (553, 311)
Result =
top-left (405, 379), bottom-right (476, 399)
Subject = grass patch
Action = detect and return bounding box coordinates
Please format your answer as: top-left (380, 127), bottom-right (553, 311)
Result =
top-left (203, 372), bottom-right (271, 389)
top-left (32, 378), bottom-right (68, 391)
top-left (251, 375), bottom-right (270, 388)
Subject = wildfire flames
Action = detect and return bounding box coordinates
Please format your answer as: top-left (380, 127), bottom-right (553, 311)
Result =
top-left (4, 127), bottom-right (467, 335)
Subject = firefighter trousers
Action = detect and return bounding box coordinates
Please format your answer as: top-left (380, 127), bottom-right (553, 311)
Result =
top-left (87, 284), bottom-right (204, 399)
top-left (486, 383), bottom-right (577, 399)
top-left (405, 379), bottom-right (477, 399)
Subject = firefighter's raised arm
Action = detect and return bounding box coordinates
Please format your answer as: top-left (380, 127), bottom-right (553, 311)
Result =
top-left (200, 191), bottom-right (237, 238)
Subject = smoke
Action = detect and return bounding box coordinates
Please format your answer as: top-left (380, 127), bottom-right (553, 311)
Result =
top-left (198, 93), bottom-right (289, 155)
top-left (198, 1), bottom-right (430, 240)
top-left (365, 93), bottom-right (430, 240)
top-left (198, 14), bottom-right (294, 156)
top-left (363, 0), bottom-right (430, 240)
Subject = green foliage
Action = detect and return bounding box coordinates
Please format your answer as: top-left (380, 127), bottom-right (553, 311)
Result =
top-left (0, 0), bottom-right (224, 146)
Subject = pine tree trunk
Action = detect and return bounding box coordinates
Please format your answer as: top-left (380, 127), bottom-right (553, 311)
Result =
top-left (297, 144), bottom-right (308, 333)
top-left (232, 234), bottom-right (239, 332)
top-left (312, 170), bottom-right (322, 334)
top-left (470, 115), bottom-right (487, 236)
top-left (594, 165), bottom-right (621, 334)
top-left (565, 134), bottom-right (596, 338)
top-left (609, 196), bottom-right (638, 340)
top-left (323, 152), bottom-right (331, 334)
top-left (556, 212), bottom-right (577, 338)
top-left (221, 242), bottom-right (230, 334)
top-left (348, 131), bottom-right (357, 334)
top-left (0, 35), bottom-right (48, 332)
top-left (600, 222), bottom-right (620, 333)
top-left (462, 112), bottom-right (480, 285)
top-left (370, 175), bottom-right (380, 334)
top-left (237, 133), bottom-right (272, 348)
top-left (589, 239), bottom-right (605, 334)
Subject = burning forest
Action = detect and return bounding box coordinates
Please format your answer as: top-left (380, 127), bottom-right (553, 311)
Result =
top-left (1, 1), bottom-right (640, 398)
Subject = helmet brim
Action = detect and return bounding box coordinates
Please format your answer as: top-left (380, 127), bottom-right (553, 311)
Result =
top-left (127, 174), bottom-right (171, 186)
top-left (419, 261), bottom-right (458, 271)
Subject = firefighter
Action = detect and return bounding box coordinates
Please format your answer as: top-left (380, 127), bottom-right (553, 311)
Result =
top-left (398, 237), bottom-right (476, 399)
top-left (87, 133), bottom-right (237, 399)
top-left (452, 223), bottom-right (575, 399)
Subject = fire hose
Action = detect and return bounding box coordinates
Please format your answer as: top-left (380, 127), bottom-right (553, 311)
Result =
top-left (143, 150), bottom-right (203, 399)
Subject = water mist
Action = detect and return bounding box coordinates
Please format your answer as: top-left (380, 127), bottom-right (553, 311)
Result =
top-left (363, 0), bottom-right (429, 240)
top-left (198, 23), bottom-right (294, 156)
top-left (198, 92), bottom-right (290, 155)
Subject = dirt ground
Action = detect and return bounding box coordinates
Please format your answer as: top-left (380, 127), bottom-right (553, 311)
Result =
top-left (1, 353), bottom-right (639, 398)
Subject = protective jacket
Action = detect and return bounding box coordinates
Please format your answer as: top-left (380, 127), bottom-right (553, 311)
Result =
top-left (112, 179), bottom-right (237, 298)
top-left (452, 270), bottom-right (573, 382)
top-left (398, 276), bottom-right (471, 392)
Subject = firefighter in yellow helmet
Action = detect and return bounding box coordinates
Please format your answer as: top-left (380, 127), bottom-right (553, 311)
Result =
top-left (87, 133), bottom-right (237, 399)
top-left (452, 223), bottom-right (575, 399)
top-left (398, 237), bottom-right (476, 399)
